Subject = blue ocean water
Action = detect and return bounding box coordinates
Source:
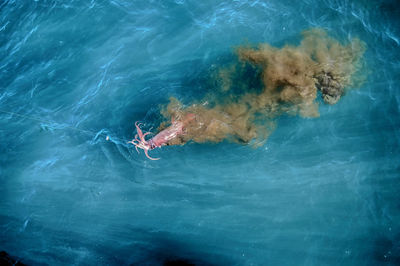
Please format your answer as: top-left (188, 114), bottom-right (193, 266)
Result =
top-left (1, 0), bottom-right (400, 265)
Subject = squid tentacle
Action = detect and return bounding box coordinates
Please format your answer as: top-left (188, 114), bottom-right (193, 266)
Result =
top-left (144, 149), bottom-right (160, 160)
top-left (129, 121), bottom-right (159, 160)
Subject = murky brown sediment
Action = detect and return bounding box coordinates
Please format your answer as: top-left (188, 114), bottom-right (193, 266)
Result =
top-left (159, 29), bottom-right (366, 146)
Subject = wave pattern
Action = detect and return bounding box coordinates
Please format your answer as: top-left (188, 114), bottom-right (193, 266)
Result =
top-left (0, 0), bottom-right (399, 265)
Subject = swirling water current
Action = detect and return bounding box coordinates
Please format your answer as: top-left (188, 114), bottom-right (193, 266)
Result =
top-left (1, 0), bottom-right (399, 265)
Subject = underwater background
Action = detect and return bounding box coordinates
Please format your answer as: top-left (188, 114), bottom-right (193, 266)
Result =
top-left (1, 0), bottom-right (400, 265)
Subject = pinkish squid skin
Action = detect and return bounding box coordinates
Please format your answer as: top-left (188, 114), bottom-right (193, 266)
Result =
top-left (128, 114), bottom-right (195, 160)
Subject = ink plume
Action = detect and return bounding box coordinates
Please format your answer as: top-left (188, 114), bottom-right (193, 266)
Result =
top-left (155, 29), bottom-right (366, 147)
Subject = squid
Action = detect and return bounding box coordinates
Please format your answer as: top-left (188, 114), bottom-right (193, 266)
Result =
top-left (128, 114), bottom-right (195, 160)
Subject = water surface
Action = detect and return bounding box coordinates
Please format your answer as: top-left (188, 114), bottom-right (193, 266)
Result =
top-left (1, 0), bottom-right (399, 265)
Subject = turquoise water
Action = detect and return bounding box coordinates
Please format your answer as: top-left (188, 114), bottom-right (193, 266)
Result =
top-left (1, 0), bottom-right (399, 265)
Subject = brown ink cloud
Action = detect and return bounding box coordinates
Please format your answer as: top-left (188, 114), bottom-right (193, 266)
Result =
top-left (157, 28), bottom-right (366, 147)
